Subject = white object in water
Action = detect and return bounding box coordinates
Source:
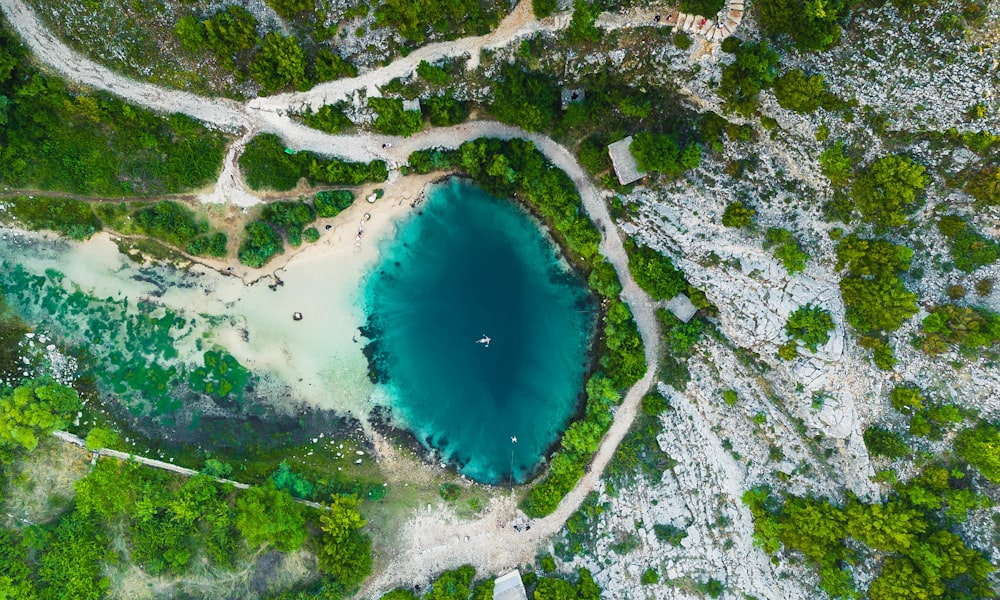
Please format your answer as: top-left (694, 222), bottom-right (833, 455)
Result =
top-left (475, 334), bottom-right (491, 348)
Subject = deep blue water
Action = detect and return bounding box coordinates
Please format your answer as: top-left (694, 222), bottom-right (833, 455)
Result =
top-left (363, 178), bottom-right (596, 484)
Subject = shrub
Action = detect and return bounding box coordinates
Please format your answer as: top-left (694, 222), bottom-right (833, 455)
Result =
top-left (759, 0), bottom-right (849, 51)
top-left (314, 189), bottom-right (356, 217)
top-left (778, 340), bottom-right (798, 360)
top-left (250, 33), bottom-right (308, 92)
top-left (186, 232), bottom-right (228, 257)
top-left (238, 221), bottom-right (283, 268)
top-left (937, 215), bottom-right (999, 272)
top-left (722, 201), bottom-right (754, 227)
top-left (424, 92), bottom-right (471, 126)
top-left (303, 227), bottom-right (320, 243)
top-left (674, 32), bottom-right (693, 49)
top-left (368, 97), bottom-right (424, 136)
top-left (976, 278), bottom-right (995, 296)
top-left (890, 385), bottom-right (925, 413)
top-left (439, 483), bottom-right (461, 501)
top-left (917, 304), bottom-right (1000, 356)
top-left (850, 155), bottom-right (927, 227)
top-left (764, 227), bottom-right (809, 274)
top-left (533, 0), bottom-right (557, 17)
top-left (7, 196), bottom-right (102, 240)
top-left (489, 64), bottom-right (560, 132)
top-left (722, 389), bottom-right (738, 405)
top-left (773, 69), bottom-right (826, 113)
top-left (836, 235), bottom-right (917, 335)
top-left (653, 523), bottom-right (688, 545)
top-left (819, 141), bottom-right (852, 187)
top-left (863, 426), bottom-right (910, 459)
top-left (954, 421), bottom-right (1000, 482)
top-left (314, 49), bottom-right (357, 81)
top-left (785, 305), bottom-right (834, 352)
top-left (641, 568), bottom-right (660, 585)
top-left (626, 241), bottom-right (687, 300)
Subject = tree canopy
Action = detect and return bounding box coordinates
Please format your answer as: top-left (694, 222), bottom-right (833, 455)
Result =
top-left (0, 380), bottom-right (81, 459)
top-left (850, 155), bottom-right (928, 228)
top-left (758, 0), bottom-right (850, 51)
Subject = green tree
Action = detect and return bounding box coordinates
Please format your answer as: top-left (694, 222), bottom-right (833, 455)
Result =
top-left (314, 49), bottom-right (357, 82)
top-left (566, 0), bottom-right (600, 43)
top-left (722, 200), bottom-right (754, 227)
top-left (533, 0), bottom-right (558, 17)
top-left (317, 495), bottom-right (372, 593)
top-left (235, 486), bottom-right (307, 552)
top-left (489, 64), bottom-right (559, 132)
top-left (759, 0), bottom-right (849, 51)
top-left (425, 565), bottom-right (476, 600)
top-left (819, 141), bottom-right (852, 187)
top-left (890, 385), bottom-right (925, 413)
top-left (718, 40), bottom-right (780, 117)
top-left (250, 33), bottom-right (307, 93)
top-left (785, 305), bottom-right (834, 352)
top-left (764, 227), bottom-right (809, 274)
top-left (368, 97), bottom-right (424, 136)
top-left (416, 60), bottom-right (450, 86)
top-left (0, 380), bottom-right (81, 459)
top-left (863, 426), bottom-right (910, 459)
top-left (626, 241), bottom-right (688, 300)
top-left (266, 0), bottom-right (314, 19)
top-left (936, 215), bottom-right (1000, 272)
top-left (850, 155), bottom-right (927, 228)
top-left (534, 577), bottom-right (578, 600)
top-left (954, 421), bottom-right (1000, 482)
top-left (238, 220), bottom-right (283, 268)
top-left (424, 93), bottom-right (470, 126)
top-left (773, 69), bottom-right (826, 113)
top-left (629, 133), bottom-right (694, 176)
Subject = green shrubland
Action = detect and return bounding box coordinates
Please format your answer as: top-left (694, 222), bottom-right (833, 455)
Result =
top-left (785, 305), bottom-right (834, 353)
top-left (763, 227), bottom-right (809, 274)
top-left (850, 155), bottom-right (928, 228)
top-left (0, 27), bottom-right (225, 196)
top-left (758, 0), bottom-right (850, 51)
top-left (936, 214), bottom-right (999, 272)
top-left (368, 97), bottom-right (424, 136)
top-left (718, 40), bottom-right (780, 117)
top-left (239, 134), bottom-right (388, 191)
top-left (722, 200), bottom-right (755, 227)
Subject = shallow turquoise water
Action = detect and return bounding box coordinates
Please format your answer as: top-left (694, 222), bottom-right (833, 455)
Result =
top-left (364, 178), bottom-right (596, 484)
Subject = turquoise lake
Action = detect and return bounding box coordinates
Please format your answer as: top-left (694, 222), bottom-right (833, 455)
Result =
top-left (363, 178), bottom-right (596, 484)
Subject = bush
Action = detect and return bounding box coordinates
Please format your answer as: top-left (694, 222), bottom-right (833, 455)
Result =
top-left (759, 0), bottom-right (849, 51)
top-left (132, 201), bottom-right (208, 247)
top-left (186, 232), bottom-right (228, 257)
top-left (819, 141), bottom-right (852, 187)
top-left (629, 133), bottom-right (697, 176)
top-left (718, 40), bottom-right (779, 117)
top-left (937, 215), bottom-right (999, 272)
top-left (368, 97), bottom-right (424, 136)
top-left (722, 201), bottom-right (754, 227)
top-left (658, 309), bottom-right (703, 355)
top-left (439, 483), bottom-right (461, 501)
top-left (917, 304), bottom-right (1000, 356)
top-left (722, 389), bottom-right (738, 405)
top-left (565, 0), bottom-right (600, 44)
top-left (641, 568), bottom-right (660, 585)
top-left (850, 155), bottom-right (928, 228)
top-left (954, 421), bottom-right (1000, 482)
top-left (7, 196), bottom-right (102, 240)
top-left (314, 49), bottom-right (357, 82)
top-left (303, 104), bottom-right (353, 133)
top-left (773, 69), bottom-right (826, 113)
top-left (674, 32), bottom-right (693, 49)
top-left (863, 426), bottom-right (910, 459)
top-left (303, 227), bottom-right (320, 243)
top-left (533, 0), bottom-right (558, 18)
top-left (240, 134), bottom-right (388, 191)
top-left (764, 227), bottom-right (809, 274)
top-left (626, 241), bottom-right (687, 300)
top-left (785, 305), bottom-right (834, 352)
top-left (238, 221), bottom-right (284, 268)
top-left (966, 165), bottom-right (1000, 206)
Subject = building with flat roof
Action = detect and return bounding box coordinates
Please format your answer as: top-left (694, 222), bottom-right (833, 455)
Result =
top-left (665, 293), bottom-right (698, 323)
top-left (607, 136), bottom-right (646, 185)
top-left (493, 570), bottom-right (528, 600)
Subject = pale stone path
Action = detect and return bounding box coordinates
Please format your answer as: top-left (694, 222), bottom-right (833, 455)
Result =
top-left (0, 0), bottom-right (675, 594)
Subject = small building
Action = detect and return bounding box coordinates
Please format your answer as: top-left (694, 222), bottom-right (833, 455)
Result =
top-left (493, 570), bottom-right (528, 600)
top-left (401, 98), bottom-right (421, 113)
top-left (561, 87), bottom-right (585, 110)
top-left (665, 293), bottom-right (698, 323)
top-left (607, 136), bottom-right (646, 186)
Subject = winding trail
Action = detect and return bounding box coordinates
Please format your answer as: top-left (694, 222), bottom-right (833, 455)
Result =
top-left (1, 0), bottom-right (664, 593)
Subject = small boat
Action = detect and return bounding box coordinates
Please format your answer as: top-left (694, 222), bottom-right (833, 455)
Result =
top-left (475, 335), bottom-right (491, 348)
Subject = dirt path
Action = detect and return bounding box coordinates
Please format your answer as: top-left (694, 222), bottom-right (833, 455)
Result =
top-left (4, 1), bottom-right (662, 594)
